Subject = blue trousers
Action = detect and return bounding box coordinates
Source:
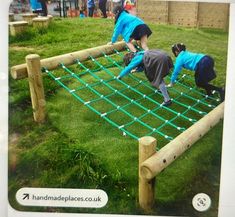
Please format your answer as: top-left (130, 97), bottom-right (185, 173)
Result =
top-left (195, 56), bottom-right (220, 95)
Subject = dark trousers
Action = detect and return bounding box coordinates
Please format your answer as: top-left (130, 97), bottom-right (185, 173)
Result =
top-left (88, 6), bottom-right (95, 17)
top-left (99, 0), bottom-right (107, 18)
top-left (195, 56), bottom-right (221, 95)
top-left (38, 0), bottom-right (48, 16)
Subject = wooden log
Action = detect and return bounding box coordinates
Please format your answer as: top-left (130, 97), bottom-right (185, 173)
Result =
top-left (9, 21), bottom-right (28, 36)
top-left (22, 13), bottom-right (38, 24)
top-left (32, 17), bottom-right (50, 28)
top-left (11, 41), bottom-right (126, 80)
top-left (140, 102), bottom-right (224, 180)
top-left (9, 13), bottom-right (14, 22)
top-left (26, 54), bottom-right (46, 123)
top-left (139, 136), bottom-right (156, 211)
top-left (47, 15), bottom-right (53, 23)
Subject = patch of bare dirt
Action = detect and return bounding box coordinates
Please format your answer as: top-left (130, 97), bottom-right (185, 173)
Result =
top-left (10, 46), bottom-right (36, 52)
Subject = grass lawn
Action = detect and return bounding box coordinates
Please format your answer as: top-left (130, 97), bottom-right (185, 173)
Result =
top-left (8, 17), bottom-right (228, 216)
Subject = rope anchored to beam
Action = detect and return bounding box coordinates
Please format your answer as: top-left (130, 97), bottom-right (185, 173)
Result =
top-left (44, 49), bottom-right (220, 144)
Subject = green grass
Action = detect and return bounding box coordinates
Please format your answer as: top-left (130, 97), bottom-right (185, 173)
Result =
top-left (8, 17), bottom-right (227, 216)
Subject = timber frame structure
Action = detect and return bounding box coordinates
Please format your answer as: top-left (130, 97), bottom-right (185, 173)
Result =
top-left (11, 42), bottom-right (224, 212)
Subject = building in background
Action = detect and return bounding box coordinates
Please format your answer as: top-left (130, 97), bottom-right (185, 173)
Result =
top-left (136, 1), bottom-right (229, 31)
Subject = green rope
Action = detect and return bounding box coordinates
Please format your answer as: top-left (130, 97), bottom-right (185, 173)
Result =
top-left (45, 67), bottom-right (139, 140)
top-left (177, 73), bottom-right (220, 102)
top-left (76, 59), bottom-right (185, 131)
top-left (44, 48), bottom-right (219, 142)
top-left (113, 48), bottom-right (216, 110)
top-left (60, 63), bottom-right (174, 140)
top-left (73, 61), bottom-right (176, 140)
top-left (97, 54), bottom-right (197, 123)
top-left (122, 47), bottom-right (218, 104)
top-left (104, 51), bottom-right (208, 116)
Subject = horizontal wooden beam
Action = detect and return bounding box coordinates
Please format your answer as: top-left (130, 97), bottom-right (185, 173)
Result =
top-left (140, 102), bottom-right (224, 180)
top-left (11, 41), bottom-right (126, 80)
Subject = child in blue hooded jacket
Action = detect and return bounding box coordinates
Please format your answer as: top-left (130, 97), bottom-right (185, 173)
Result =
top-left (87, 0), bottom-right (95, 17)
top-left (169, 43), bottom-right (225, 102)
top-left (108, 6), bottom-right (152, 52)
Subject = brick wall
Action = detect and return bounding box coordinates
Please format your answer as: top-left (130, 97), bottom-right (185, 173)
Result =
top-left (137, 0), bottom-right (229, 30)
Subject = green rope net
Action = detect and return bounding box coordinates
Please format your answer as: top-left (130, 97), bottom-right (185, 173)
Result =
top-left (43, 48), bottom-right (220, 143)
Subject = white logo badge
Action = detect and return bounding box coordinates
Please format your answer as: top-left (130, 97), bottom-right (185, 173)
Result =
top-left (192, 193), bottom-right (211, 212)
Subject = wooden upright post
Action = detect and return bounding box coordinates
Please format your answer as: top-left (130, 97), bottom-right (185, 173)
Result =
top-left (22, 13), bottom-right (38, 25)
top-left (9, 21), bottom-right (28, 36)
top-left (139, 136), bottom-right (156, 212)
top-left (25, 54), bottom-right (46, 123)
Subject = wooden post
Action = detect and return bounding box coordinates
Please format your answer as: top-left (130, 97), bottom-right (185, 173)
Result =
top-left (47, 15), bottom-right (53, 23)
top-left (139, 136), bottom-right (156, 212)
top-left (32, 17), bottom-right (50, 28)
top-left (9, 21), bottom-right (28, 36)
top-left (22, 13), bottom-right (38, 25)
top-left (25, 54), bottom-right (46, 123)
top-left (9, 13), bottom-right (14, 22)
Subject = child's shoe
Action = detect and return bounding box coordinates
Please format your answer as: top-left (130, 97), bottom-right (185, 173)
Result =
top-left (219, 88), bottom-right (225, 102)
top-left (162, 100), bottom-right (172, 107)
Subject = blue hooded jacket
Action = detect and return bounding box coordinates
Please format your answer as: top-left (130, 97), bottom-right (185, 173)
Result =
top-left (171, 51), bottom-right (205, 83)
top-left (87, 0), bottom-right (95, 8)
top-left (119, 51), bottom-right (145, 78)
top-left (111, 11), bottom-right (145, 43)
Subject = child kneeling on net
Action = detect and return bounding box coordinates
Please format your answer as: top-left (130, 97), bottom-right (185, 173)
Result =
top-left (168, 43), bottom-right (225, 102)
top-left (117, 50), bottom-right (173, 107)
